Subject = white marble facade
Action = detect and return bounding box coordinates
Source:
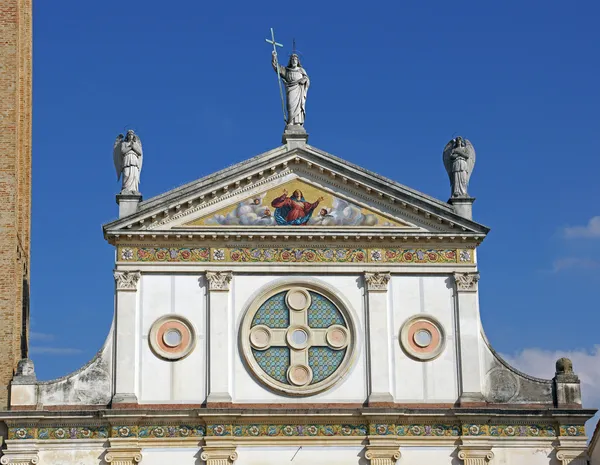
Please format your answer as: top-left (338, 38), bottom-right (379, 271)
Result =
top-left (1, 142), bottom-right (593, 465)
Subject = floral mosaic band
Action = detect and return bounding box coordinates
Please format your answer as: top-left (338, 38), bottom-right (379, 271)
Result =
top-left (117, 246), bottom-right (475, 264)
top-left (8, 423), bottom-right (585, 440)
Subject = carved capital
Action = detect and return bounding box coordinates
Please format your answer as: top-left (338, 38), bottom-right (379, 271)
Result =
top-left (458, 448), bottom-right (494, 465)
top-left (206, 271), bottom-right (233, 291)
top-left (556, 449), bottom-right (589, 465)
top-left (453, 272), bottom-right (480, 292)
top-left (105, 447), bottom-right (142, 465)
top-left (365, 445), bottom-right (401, 465)
top-left (365, 272), bottom-right (391, 292)
top-left (200, 446), bottom-right (238, 465)
top-left (114, 270), bottom-right (141, 291)
top-left (0, 452), bottom-right (39, 465)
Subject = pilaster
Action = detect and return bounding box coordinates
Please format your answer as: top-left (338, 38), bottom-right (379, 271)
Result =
top-left (364, 272), bottom-right (393, 404)
top-left (365, 440), bottom-right (401, 465)
top-left (112, 270), bottom-right (141, 405)
top-left (206, 271), bottom-right (233, 405)
top-left (556, 437), bottom-right (589, 465)
top-left (453, 271), bottom-right (485, 405)
top-left (457, 446), bottom-right (494, 465)
top-left (105, 446), bottom-right (142, 465)
top-left (200, 445), bottom-right (238, 465)
top-left (0, 440), bottom-right (39, 465)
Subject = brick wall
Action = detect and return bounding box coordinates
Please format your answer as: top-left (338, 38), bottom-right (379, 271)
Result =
top-left (0, 0), bottom-right (32, 410)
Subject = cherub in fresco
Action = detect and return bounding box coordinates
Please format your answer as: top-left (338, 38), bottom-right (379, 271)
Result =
top-left (271, 189), bottom-right (324, 225)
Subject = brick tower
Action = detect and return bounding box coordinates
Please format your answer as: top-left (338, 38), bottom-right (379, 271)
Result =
top-left (0, 0), bottom-right (33, 409)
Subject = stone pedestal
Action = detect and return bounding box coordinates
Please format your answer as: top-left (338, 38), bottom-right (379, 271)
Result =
top-left (112, 270), bottom-right (141, 405)
top-left (453, 272), bottom-right (485, 405)
top-left (282, 125), bottom-right (308, 149)
top-left (448, 196), bottom-right (475, 220)
top-left (10, 358), bottom-right (37, 408)
top-left (364, 272), bottom-right (394, 405)
top-left (206, 271), bottom-right (234, 405)
top-left (116, 193), bottom-right (142, 219)
top-left (553, 358), bottom-right (582, 407)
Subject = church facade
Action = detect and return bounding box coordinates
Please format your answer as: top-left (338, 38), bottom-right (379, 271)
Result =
top-left (0, 128), bottom-right (595, 465)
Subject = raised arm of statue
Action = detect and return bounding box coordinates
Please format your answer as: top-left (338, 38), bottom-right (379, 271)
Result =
top-left (271, 52), bottom-right (286, 79)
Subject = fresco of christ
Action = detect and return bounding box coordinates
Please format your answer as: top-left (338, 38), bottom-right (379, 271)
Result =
top-left (271, 189), bottom-right (324, 225)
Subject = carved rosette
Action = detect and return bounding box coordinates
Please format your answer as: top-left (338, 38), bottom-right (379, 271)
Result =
top-left (200, 447), bottom-right (238, 465)
top-left (453, 272), bottom-right (480, 292)
top-left (114, 270), bottom-right (141, 291)
top-left (365, 272), bottom-right (391, 292)
top-left (556, 450), bottom-right (589, 465)
top-left (206, 271), bottom-right (233, 291)
top-left (105, 448), bottom-right (142, 465)
top-left (365, 446), bottom-right (401, 465)
top-left (457, 448), bottom-right (494, 465)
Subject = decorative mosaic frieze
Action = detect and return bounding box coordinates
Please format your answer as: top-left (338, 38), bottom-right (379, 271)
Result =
top-left (138, 425), bottom-right (206, 438)
top-left (462, 424), bottom-right (557, 437)
top-left (37, 426), bottom-right (109, 440)
top-left (559, 425), bottom-right (586, 437)
top-left (396, 424), bottom-right (460, 437)
top-left (230, 247), bottom-right (367, 263)
top-left (117, 246), bottom-right (475, 264)
top-left (8, 421), bottom-right (571, 441)
top-left (119, 247), bottom-right (210, 262)
top-left (231, 423), bottom-right (368, 437)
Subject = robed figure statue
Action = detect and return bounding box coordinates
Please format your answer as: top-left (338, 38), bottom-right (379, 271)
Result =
top-left (272, 52), bottom-right (310, 127)
top-left (442, 136), bottom-right (476, 198)
top-left (113, 130), bottom-right (143, 194)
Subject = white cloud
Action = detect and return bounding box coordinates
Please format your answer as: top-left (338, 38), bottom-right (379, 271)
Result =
top-left (564, 216), bottom-right (600, 238)
top-left (552, 257), bottom-right (600, 273)
top-left (29, 332), bottom-right (55, 342)
top-left (30, 347), bottom-right (83, 355)
top-left (502, 346), bottom-right (600, 435)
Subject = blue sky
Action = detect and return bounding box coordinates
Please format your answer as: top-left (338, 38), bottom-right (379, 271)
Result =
top-left (30, 0), bottom-right (599, 424)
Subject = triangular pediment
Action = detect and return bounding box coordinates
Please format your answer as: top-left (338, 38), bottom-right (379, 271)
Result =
top-left (183, 178), bottom-right (409, 228)
top-left (103, 144), bottom-right (489, 240)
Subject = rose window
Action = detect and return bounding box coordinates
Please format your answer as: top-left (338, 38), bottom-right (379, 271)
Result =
top-left (241, 285), bottom-right (355, 396)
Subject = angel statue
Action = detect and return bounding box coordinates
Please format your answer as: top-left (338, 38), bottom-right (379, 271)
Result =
top-left (113, 130), bottom-right (143, 194)
top-left (272, 52), bottom-right (310, 127)
top-left (442, 136), bottom-right (476, 198)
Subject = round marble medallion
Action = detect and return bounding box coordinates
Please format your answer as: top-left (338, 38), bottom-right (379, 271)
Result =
top-left (149, 315), bottom-right (196, 361)
top-left (286, 288), bottom-right (311, 311)
top-left (287, 364), bottom-right (313, 386)
top-left (400, 315), bottom-right (445, 361)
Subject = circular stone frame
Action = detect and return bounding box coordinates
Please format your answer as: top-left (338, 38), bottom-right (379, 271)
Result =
top-left (240, 282), bottom-right (357, 397)
top-left (399, 314), bottom-right (446, 361)
top-left (149, 315), bottom-right (196, 361)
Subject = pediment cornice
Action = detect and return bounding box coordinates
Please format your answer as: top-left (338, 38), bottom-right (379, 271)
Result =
top-left (103, 145), bottom-right (489, 243)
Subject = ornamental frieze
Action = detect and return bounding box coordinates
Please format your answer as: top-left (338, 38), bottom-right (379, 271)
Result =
top-left (8, 421), bottom-right (584, 440)
top-left (116, 246), bottom-right (475, 264)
